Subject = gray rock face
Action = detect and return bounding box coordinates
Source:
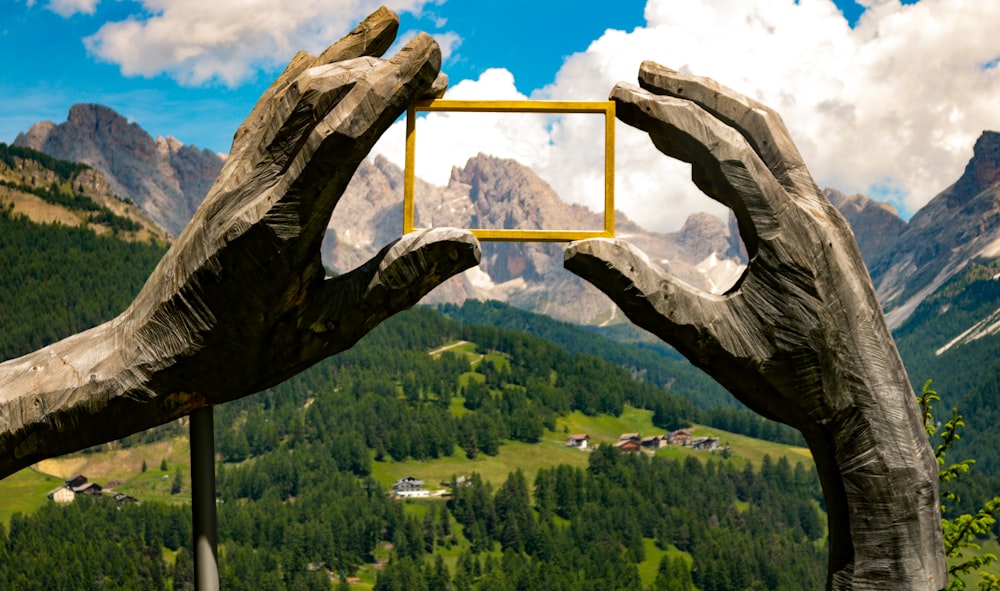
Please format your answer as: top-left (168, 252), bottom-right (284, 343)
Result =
top-left (14, 104), bottom-right (224, 237)
top-left (325, 153), bottom-right (745, 324)
top-left (866, 131), bottom-right (1000, 327)
top-left (824, 188), bottom-right (906, 268)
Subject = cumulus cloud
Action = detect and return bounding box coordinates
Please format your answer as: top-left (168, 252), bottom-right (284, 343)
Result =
top-left (376, 69), bottom-right (539, 181)
top-left (432, 31), bottom-right (461, 62)
top-left (389, 29), bottom-right (462, 64)
top-left (83, 0), bottom-right (445, 86)
top-left (43, 0), bottom-right (100, 17)
top-left (549, 0), bottom-right (1000, 226)
top-left (375, 0), bottom-right (1000, 233)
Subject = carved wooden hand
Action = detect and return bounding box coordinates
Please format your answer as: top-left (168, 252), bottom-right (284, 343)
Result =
top-left (0, 8), bottom-right (479, 478)
top-left (565, 61), bottom-right (946, 590)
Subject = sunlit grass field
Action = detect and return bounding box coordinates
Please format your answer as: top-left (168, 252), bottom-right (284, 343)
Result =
top-left (0, 468), bottom-right (64, 526)
top-left (369, 404), bottom-right (813, 495)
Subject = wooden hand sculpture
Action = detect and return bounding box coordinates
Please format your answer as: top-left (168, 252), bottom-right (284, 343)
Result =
top-left (0, 8), bottom-right (479, 479)
top-left (565, 62), bottom-right (946, 591)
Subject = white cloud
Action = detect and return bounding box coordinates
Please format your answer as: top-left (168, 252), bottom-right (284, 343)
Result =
top-left (45, 0), bottom-right (100, 17)
top-left (432, 31), bottom-right (461, 63)
top-left (377, 0), bottom-right (1000, 233)
top-left (83, 0), bottom-right (436, 86)
top-left (374, 68), bottom-right (534, 179)
top-left (551, 0), bottom-right (1000, 227)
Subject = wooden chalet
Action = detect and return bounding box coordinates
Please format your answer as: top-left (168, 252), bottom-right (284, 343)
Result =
top-left (65, 475), bottom-right (88, 488)
top-left (613, 439), bottom-right (642, 453)
top-left (47, 486), bottom-right (75, 504)
top-left (641, 435), bottom-right (667, 449)
top-left (668, 429), bottom-right (693, 445)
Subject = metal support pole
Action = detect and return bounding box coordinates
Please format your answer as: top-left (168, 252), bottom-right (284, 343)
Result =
top-left (190, 406), bottom-right (219, 591)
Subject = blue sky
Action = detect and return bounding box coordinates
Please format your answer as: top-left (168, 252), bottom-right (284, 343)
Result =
top-left (2, 0), bottom-right (998, 232)
top-left (0, 0), bottom-right (650, 152)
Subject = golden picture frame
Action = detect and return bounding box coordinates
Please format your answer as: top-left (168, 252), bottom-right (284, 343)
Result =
top-left (403, 99), bottom-right (616, 242)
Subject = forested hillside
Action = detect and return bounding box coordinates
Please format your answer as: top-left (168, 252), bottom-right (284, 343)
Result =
top-left (892, 259), bottom-right (1000, 516)
top-left (0, 209), bottom-right (166, 359)
top-left (0, 206), bottom-right (830, 589)
top-left (0, 142), bottom-right (169, 360)
top-left (439, 300), bottom-right (733, 409)
top-left (0, 142), bottom-right (167, 242)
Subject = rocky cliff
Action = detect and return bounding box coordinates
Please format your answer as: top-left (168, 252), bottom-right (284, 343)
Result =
top-left (14, 104), bottom-right (223, 237)
top-left (824, 188), bottom-right (907, 268)
top-left (17, 104), bottom-right (1000, 331)
top-left (866, 131), bottom-right (1000, 327)
top-left (326, 153), bottom-right (744, 325)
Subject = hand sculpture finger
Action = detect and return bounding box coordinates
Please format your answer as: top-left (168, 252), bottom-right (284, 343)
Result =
top-left (611, 81), bottom-right (787, 253)
top-left (637, 61), bottom-right (814, 196)
top-left (564, 238), bottom-right (739, 372)
top-left (125, 27), bottom-right (474, 399)
top-left (174, 32), bottom-right (443, 256)
top-left (262, 228), bottom-right (480, 392)
top-left (232, 6), bottom-right (402, 149)
top-left (564, 235), bottom-right (789, 426)
top-left (568, 80), bottom-right (799, 423)
top-left (124, 27), bottom-right (452, 369)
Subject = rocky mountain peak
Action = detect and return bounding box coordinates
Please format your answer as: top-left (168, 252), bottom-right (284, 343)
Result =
top-left (677, 212), bottom-right (732, 257)
top-left (68, 104), bottom-right (135, 135)
top-left (452, 153), bottom-right (601, 233)
top-left (156, 135), bottom-right (185, 155)
top-left (14, 104), bottom-right (224, 237)
top-left (866, 131), bottom-right (1000, 327)
top-left (322, 153), bottom-right (742, 324)
top-left (14, 120), bottom-right (54, 148)
top-left (948, 131), bottom-right (1000, 208)
top-left (824, 188), bottom-right (906, 267)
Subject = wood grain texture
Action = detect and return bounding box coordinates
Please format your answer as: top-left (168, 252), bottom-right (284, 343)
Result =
top-left (565, 61), bottom-right (946, 591)
top-left (0, 8), bottom-right (479, 479)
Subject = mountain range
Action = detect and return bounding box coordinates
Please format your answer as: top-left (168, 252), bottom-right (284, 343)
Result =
top-left (8, 103), bottom-right (1000, 481)
top-left (14, 104), bottom-right (222, 239)
top-left (10, 104), bottom-right (744, 325)
top-left (11, 105), bottom-right (1000, 332)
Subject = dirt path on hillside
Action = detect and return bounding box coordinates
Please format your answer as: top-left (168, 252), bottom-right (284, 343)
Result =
top-left (428, 340), bottom-right (469, 356)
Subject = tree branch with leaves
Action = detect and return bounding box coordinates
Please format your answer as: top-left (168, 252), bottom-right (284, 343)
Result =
top-left (919, 380), bottom-right (1000, 590)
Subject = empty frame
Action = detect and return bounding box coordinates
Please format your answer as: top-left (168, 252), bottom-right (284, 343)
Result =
top-left (403, 99), bottom-right (616, 242)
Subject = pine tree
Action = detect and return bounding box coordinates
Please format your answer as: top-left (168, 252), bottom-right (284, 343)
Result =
top-left (170, 469), bottom-right (183, 495)
top-left (173, 547), bottom-right (194, 591)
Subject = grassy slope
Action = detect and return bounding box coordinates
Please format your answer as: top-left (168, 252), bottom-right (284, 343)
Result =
top-left (951, 537), bottom-right (1000, 587)
top-left (0, 468), bottom-right (64, 526)
top-left (2, 406), bottom-right (813, 528)
top-left (369, 405), bottom-right (813, 494)
top-left (1, 434), bottom-right (194, 525)
top-left (0, 334), bottom-right (812, 591)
